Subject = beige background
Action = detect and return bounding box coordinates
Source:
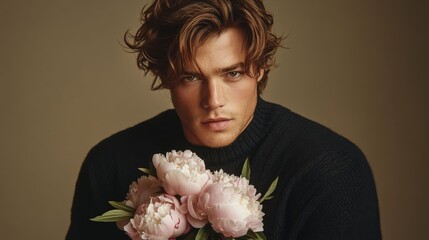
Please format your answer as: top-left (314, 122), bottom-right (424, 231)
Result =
top-left (0, 0), bottom-right (427, 239)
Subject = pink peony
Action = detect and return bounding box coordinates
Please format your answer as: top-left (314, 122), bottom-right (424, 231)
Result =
top-left (124, 194), bottom-right (189, 240)
top-left (190, 170), bottom-right (264, 238)
top-left (152, 150), bottom-right (210, 196)
top-left (125, 175), bottom-right (163, 208)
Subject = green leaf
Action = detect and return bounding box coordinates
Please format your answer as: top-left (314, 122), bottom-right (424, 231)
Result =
top-left (179, 230), bottom-right (197, 240)
top-left (264, 196), bottom-right (274, 200)
top-left (108, 201), bottom-right (135, 212)
top-left (196, 224), bottom-right (222, 240)
top-left (235, 237), bottom-right (247, 240)
top-left (90, 209), bottom-right (133, 222)
top-left (138, 167), bottom-right (153, 176)
top-left (195, 225), bottom-right (211, 240)
top-left (245, 230), bottom-right (267, 240)
top-left (255, 232), bottom-right (267, 240)
top-left (245, 230), bottom-right (258, 239)
top-left (241, 158), bottom-right (251, 180)
top-left (259, 176), bottom-right (279, 203)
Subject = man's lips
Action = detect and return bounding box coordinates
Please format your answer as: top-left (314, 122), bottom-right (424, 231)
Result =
top-left (201, 118), bottom-right (231, 131)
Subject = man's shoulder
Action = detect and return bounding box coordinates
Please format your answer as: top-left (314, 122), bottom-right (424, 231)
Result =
top-left (273, 106), bottom-right (358, 150)
top-left (261, 105), bottom-right (373, 194)
top-left (266, 104), bottom-right (367, 169)
top-left (90, 109), bottom-right (180, 153)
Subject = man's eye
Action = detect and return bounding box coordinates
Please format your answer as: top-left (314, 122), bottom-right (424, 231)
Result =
top-left (182, 75), bottom-right (198, 82)
top-left (227, 71), bottom-right (242, 78)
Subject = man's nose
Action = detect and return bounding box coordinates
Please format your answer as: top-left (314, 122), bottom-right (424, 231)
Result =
top-left (202, 79), bottom-right (225, 110)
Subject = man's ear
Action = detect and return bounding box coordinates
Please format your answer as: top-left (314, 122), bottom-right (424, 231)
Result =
top-left (257, 68), bottom-right (265, 82)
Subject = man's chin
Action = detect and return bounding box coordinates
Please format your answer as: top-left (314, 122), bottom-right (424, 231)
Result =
top-left (198, 135), bottom-right (236, 148)
top-left (184, 127), bottom-right (238, 148)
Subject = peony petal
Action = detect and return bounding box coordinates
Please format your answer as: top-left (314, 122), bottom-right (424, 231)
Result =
top-left (179, 196), bottom-right (189, 214)
top-left (187, 213), bottom-right (208, 228)
top-left (187, 195), bottom-right (200, 218)
top-left (196, 172), bottom-right (210, 187)
top-left (123, 221), bottom-right (141, 240)
top-left (199, 183), bottom-right (234, 206)
top-left (245, 215), bottom-right (264, 232)
top-left (189, 198), bottom-right (207, 227)
top-left (136, 176), bottom-right (162, 206)
top-left (145, 217), bottom-right (174, 238)
top-left (182, 150), bottom-right (193, 158)
top-left (165, 170), bottom-right (202, 196)
top-left (171, 210), bottom-right (189, 237)
top-left (208, 204), bottom-right (249, 220)
top-left (156, 162), bottom-right (177, 180)
top-left (210, 217), bottom-right (248, 238)
top-left (152, 154), bottom-right (166, 169)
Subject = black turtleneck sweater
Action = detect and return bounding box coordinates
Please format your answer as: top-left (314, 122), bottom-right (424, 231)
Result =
top-left (66, 98), bottom-right (381, 239)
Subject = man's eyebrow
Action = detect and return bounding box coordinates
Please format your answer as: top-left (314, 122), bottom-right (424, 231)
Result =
top-left (218, 62), bottom-right (244, 73)
top-left (181, 70), bottom-right (200, 76)
top-left (181, 62), bottom-right (244, 75)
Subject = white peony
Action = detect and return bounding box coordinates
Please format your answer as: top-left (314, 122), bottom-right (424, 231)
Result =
top-left (124, 194), bottom-right (189, 240)
top-left (189, 170), bottom-right (264, 237)
top-left (152, 150), bottom-right (210, 196)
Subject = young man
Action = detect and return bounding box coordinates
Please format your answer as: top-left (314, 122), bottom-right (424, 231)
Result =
top-left (67, 0), bottom-right (381, 239)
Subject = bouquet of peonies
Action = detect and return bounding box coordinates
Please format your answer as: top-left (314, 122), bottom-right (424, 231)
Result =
top-left (91, 150), bottom-right (278, 240)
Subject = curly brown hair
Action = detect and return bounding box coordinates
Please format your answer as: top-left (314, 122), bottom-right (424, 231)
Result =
top-left (124, 0), bottom-right (282, 94)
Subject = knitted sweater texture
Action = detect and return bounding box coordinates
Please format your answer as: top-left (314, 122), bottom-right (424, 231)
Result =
top-left (66, 98), bottom-right (381, 239)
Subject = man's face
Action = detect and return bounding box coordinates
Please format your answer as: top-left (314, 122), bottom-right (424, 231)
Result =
top-left (169, 27), bottom-right (263, 148)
